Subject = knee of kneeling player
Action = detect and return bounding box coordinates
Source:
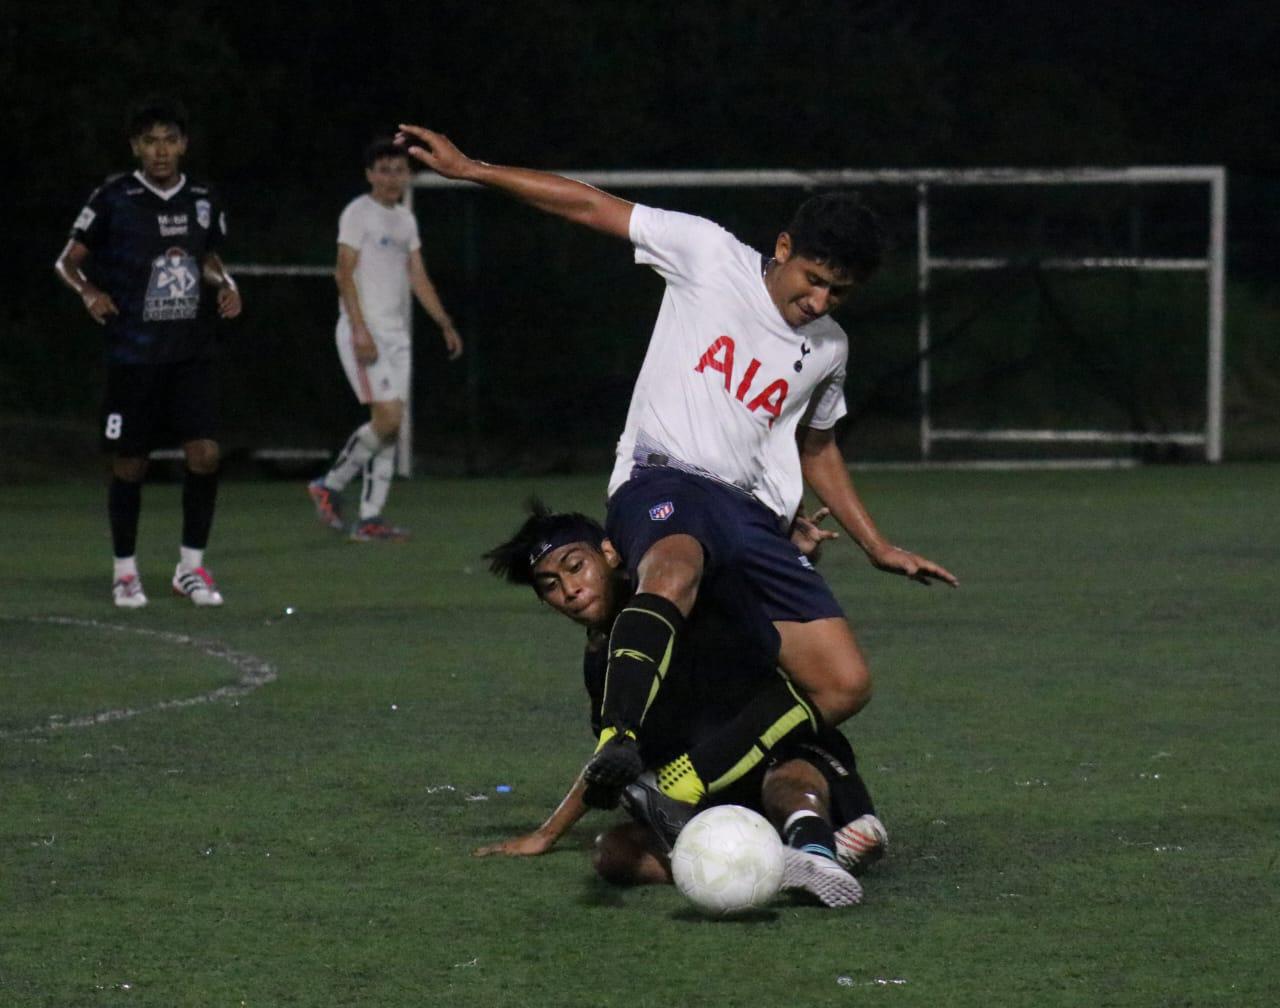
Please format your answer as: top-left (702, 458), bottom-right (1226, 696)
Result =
top-left (591, 825), bottom-right (671, 887)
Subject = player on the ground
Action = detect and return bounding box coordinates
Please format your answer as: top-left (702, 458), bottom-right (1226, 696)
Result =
top-left (307, 138), bottom-right (463, 542)
top-left (478, 502), bottom-right (887, 907)
top-left (54, 97), bottom-right (242, 608)
top-left (397, 124), bottom-right (957, 806)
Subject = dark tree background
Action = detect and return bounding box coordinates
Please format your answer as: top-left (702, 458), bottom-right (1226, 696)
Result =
top-left (4, 0), bottom-right (1277, 464)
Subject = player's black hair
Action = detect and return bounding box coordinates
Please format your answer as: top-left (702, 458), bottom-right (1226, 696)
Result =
top-left (784, 191), bottom-right (884, 281)
top-left (127, 97), bottom-right (189, 138)
top-left (484, 497), bottom-right (606, 589)
top-left (364, 136), bottom-right (411, 169)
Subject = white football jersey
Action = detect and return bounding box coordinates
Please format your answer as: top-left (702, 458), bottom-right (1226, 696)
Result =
top-left (336, 194), bottom-right (421, 342)
top-left (608, 205), bottom-right (848, 520)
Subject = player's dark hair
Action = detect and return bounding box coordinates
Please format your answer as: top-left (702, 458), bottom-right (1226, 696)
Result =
top-left (784, 191), bottom-right (884, 281)
top-left (127, 97), bottom-right (189, 138)
top-left (485, 497), bottom-right (606, 589)
top-left (364, 137), bottom-right (410, 169)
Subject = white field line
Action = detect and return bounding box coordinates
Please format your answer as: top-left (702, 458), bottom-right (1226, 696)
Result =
top-left (1, 616), bottom-right (277, 739)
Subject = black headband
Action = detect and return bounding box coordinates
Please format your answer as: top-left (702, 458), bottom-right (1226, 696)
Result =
top-left (528, 521), bottom-right (605, 571)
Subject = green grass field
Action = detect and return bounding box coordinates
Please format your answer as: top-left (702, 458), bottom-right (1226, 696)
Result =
top-left (3, 465), bottom-right (1278, 1007)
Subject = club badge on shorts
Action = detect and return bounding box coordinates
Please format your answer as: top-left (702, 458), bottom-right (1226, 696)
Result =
top-left (648, 501), bottom-right (675, 521)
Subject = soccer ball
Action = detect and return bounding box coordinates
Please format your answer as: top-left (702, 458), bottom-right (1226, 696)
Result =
top-left (670, 805), bottom-right (785, 916)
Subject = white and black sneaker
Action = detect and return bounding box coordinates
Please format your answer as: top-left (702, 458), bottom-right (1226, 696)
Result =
top-left (171, 564), bottom-right (224, 607)
top-left (782, 848), bottom-right (864, 907)
top-left (835, 814), bottom-right (888, 875)
top-left (112, 573), bottom-right (148, 609)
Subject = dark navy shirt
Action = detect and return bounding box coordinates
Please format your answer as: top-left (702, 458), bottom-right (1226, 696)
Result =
top-left (70, 172), bottom-right (228, 364)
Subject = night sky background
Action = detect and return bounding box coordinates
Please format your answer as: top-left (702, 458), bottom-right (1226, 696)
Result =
top-left (4, 0), bottom-right (1277, 462)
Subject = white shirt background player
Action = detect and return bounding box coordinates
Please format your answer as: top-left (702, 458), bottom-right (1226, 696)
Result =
top-left (308, 141), bottom-right (462, 542)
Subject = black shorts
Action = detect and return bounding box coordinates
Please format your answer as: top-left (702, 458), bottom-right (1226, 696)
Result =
top-left (100, 358), bottom-right (218, 456)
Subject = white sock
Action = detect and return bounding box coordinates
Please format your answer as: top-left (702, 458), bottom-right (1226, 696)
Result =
top-left (113, 556), bottom-right (138, 579)
top-left (326, 423), bottom-right (384, 491)
top-left (360, 443), bottom-right (396, 520)
top-left (179, 546), bottom-right (204, 571)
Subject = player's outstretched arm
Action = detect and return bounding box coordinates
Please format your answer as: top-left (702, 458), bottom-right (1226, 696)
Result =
top-left (396, 124), bottom-right (634, 240)
top-left (798, 426), bottom-right (959, 587)
top-left (472, 775), bottom-right (590, 858)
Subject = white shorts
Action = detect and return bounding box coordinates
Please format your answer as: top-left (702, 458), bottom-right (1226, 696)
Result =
top-left (335, 317), bottom-right (411, 403)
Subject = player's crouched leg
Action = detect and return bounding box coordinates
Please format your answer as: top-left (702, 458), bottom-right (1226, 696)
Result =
top-left (591, 821), bottom-right (671, 887)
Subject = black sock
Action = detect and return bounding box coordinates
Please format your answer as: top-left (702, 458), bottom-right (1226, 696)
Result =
top-left (784, 811), bottom-right (838, 859)
top-left (108, 477), bottom-right (143, 557)
top-left (600, 593), bottom-right (685, 735)
top-left (686, 675), bottom-right (821, 794)
top-left (181, 468), bottom-right (219, 550)
top-left (807, 729), bottom-right (877, 819)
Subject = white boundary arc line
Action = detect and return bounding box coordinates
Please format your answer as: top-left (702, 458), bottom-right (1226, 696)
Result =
top-left (0, 616), bottom-right (277, 739)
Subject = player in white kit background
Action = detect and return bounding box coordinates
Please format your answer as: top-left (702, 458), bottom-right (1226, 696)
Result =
top-left (308, 138), bottom-right (463, 541)
top-left (395, 125), bottom-right (956, 871)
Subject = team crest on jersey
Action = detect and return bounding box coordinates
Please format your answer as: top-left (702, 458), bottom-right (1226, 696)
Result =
top-left (648, 501), bottom-right (675, 521)
top-left (143, 247), bottom-right (200, 321)
top-left (195, 199), bottom-right (211, 229)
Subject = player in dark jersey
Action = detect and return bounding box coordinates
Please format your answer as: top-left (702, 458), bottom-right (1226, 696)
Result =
top-left (477, 502), bottom-right (888, 907)
top-left (54, 97), bottom-right (242, 609)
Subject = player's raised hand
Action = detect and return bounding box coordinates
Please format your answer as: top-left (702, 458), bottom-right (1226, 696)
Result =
top-left (396, 125), bottom-right (472, 180)
top-left (867, 542), bottom-right (959, 587)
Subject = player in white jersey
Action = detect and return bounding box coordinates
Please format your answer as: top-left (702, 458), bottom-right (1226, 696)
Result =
top-left (308, 138), bottom-right (463, 541)
top-left (396, 124), bottom-right (957, 808)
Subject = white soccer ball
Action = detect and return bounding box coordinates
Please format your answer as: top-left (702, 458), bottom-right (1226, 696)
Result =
top-left (671, 805), bottom-right (785, 916)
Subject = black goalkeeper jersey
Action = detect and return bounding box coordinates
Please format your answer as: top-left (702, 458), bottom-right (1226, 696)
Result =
top-left (70, 171), bottom-right (228, 365)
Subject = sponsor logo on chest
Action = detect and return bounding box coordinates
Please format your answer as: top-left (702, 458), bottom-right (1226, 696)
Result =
top-left (157, 212), bottom-right (189, 237)
top-left (693, 335), bottom-right (789, 427)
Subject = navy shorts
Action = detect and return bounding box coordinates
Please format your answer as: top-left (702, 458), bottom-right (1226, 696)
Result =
top-left (605, 466), bottom-right (845, 626)
top-left (100, 358), bottom-right (218, 456)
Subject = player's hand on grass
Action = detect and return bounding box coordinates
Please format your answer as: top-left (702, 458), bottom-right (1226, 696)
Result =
top-left (473, 831), bottom-right (555, 858)
top-left (82, 287), bottom-right (119, 324)
top-left (867, 542), bottom-right (959, 587)
top-left (216, 283), bottom-right (242, 319)
top-left (396, 125), bottom-right (473, 180)
top-left (790, 507), bottom-right (838, 563)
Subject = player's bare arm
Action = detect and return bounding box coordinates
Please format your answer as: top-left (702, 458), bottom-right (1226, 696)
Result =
top-left (798, 426), bottom-right (959, 587)
top-left (201, 252), bottom-right (242, 319)
top-left (335, 243), bottom-right (378, 364)
top-left (473, 776), bottom-right (590, 858)
top-left (407, 250), bottom-right (463, 360)
top-left (396, 124), bottom-right (634, 240)
top-left (54, 239), bottom-right (118, 324)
